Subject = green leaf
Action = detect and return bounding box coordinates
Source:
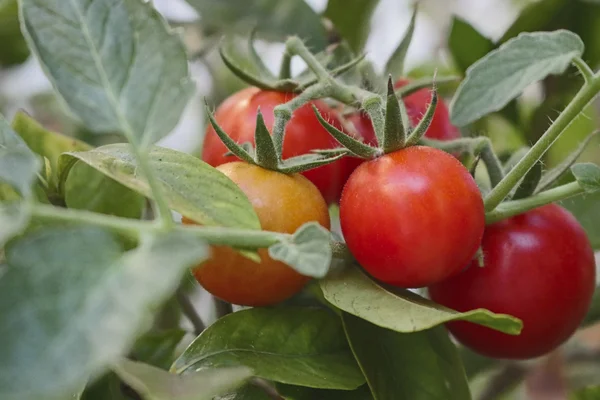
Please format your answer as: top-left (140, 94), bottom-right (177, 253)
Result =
top-left (59, 144), bottom-right (260, 229)
top-left (572, 162), bottom-right (600, 192)
top-left (450, 30), bottom-right (584, 127)
top-left (64, 161), bottom-right (144, 219)
top-left (0, 115), bottom-right (41, 197)
top-left (216, 384), bottom-right (271, 400)
top-left (268, 222), bottom-right (332, 278)
top-left (0, 226), bottom-right (208, 400)
top-left (499, 0), bottom-right (568, 43)
top-left (172, 307), bottom-right (365, 390)
top-left (113, 359), bottom-right (252, 400)
top-left (571, 385), bottom-right (600, 400)
top-left (384, 7), bottom-right (416, 78)
top-left (131, 329), bottom-right (187, 370)
top-left (185, 0), bottom-right (327, 51)
top-left (323, 0), bottom-right (380, 52)
top-left (12, 112), bottom-right (90, 188)
top-left (320, 267), bottom-right (522, 334)
top-left (0, 0), bottom-right (29, 66)
top-left (562, 191), bottom-right (600, 249)
top-left (80, 373), bottom-right (129, 400)
top-left (342, 313), bottom-right (472, 400)
top-left (448, 17), bottom-right (494, 73)
top-left (20, 0), bottom-right (193, 145)
top-left (0, 202), bottom-right (29, 247)
top-left (276, 383), bottom-right (373, 400)
top-left (512, 161), bottom-right (542, 199)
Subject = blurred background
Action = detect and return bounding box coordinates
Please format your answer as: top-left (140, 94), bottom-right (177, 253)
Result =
top-left (2, 0), bottom-right (600, 398)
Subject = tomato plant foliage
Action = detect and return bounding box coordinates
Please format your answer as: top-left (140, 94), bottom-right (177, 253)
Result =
top-left (0, 0), bottom-right (599, 399)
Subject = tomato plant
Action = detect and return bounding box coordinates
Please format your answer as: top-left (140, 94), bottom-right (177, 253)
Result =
top-left (183, 161), bottom-right (330, 307)
top-left (429, 204), bottom-right (596, 359)
top-left (340, 145), bottom-right (484, 288)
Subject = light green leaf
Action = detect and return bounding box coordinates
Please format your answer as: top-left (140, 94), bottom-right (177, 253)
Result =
top-left (324, 0), bottom-right (379, 53)
top-left (20, 0), bottom-right (193, 144)
top-left (0, 226), bottom-right (208, 400)
top-left (0, 115), bottom-right (41, 197)
top-left (342, 313), bottom-right (472, 400)
top-left (268, 222), bottom-right (332, 278)
top-left (59, 144), bottom-right (260, 229)
top-left (320, 267), bottom-right (522, 334)
top-left (572, 162), bottom-right (600, 192)
top-left (448, 17), bottom-right (494, 73)
top-left (172, 307), bottom-right (365, 390)
top-left (451, 30), bottom-right (584, 126)
top-left (0, 202), bottom-right (28, 247)
top-left (113, 359), bottom-right (252, 400)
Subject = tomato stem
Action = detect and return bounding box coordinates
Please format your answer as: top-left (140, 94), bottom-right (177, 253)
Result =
top-left (485, 181), bottom-right (584, 224)
top-left (484, 61), bottom-right (600, 211)
top-left (573, 57), bottom-right (594, 84)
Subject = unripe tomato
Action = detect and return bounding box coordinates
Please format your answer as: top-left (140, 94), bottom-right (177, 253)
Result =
top-left (201, 87), bottom-right (356, 203)
top-left (429, 204), bottom-right (596, 359)
top-left (183, 162), bottom-right (330, 307)
top-left (340, 146), bottom-right (484, 288)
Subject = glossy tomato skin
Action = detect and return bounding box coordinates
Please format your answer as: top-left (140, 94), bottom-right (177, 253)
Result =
top-left (340, 146), bottom-right (484, 288)
top-left (183, 162), bottom-right (330, 307)
top-left (429, 204), bottom-right (595, 359)
top-left (202, 87), bottom-right (354, 203)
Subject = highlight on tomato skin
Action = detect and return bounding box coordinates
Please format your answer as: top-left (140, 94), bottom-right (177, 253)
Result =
top-left (339, 145), bottom-right (485, 289)
top-left (428, 204), bottom-right (596, 360)
top-left (201, 87), bottom-right (358, 204)
top-left (183, 161), bottom-right (331, 307)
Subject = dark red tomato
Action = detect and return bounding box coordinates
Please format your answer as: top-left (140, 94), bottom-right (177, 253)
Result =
top-left (346, 78), bottom-right (461, 146)
top-left (202, 87), bottom-right (356, 203)
top-left (429, 204), bottom-right (596, 359)
top-left (340, 146), bottom-right (484, 288)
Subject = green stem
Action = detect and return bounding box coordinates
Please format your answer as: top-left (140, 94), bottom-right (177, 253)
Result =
top-left (485, 181), bottom-right (583, 224)
top-left (29, 203), bottom-right (286, 248)
top-left (573, 57), bottom-right (594, 84)
top-left (176, 288), bottom-right (206, 334)
top-left (484, 71), bottom-right (600, 211)
top-left (286, 36), bottom-right (330, 81)
top-left (475, 138), bottom-right (504, 188)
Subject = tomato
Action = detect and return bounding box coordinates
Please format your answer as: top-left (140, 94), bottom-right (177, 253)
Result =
top-left (202, 87), bottom-right (356, 203)
top-left (346, 78), bottom-right (461, 146)
top-left (183, 162), bottom-right (330, 307)
top-left (429, 204), bottom-right (596, 359)
top-left (340, 146), bottom-right (484, 288)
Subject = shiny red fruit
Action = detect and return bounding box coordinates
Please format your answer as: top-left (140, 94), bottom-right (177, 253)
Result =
top-left (201, 87), bottom-right (356, 203)
top-left (340, 146), bottom-right (485, 288)
top-left (429, 204), bottom-right (596, 359)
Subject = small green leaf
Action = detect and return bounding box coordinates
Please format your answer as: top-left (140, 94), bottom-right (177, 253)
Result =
top-left (342, 313), bottom-right (471, 400)
top-left (512, 161), bottom-right (542, 199)
top-left (448, 17), bottom-right (494, 73)
top-left (323, 0), bottom-right (380, 52)
top-left (384, 7), bottom-right (417, 78)
top-left (451, 30), bottom-right (584, 127)
top-left (320, 267), bottom-right (522, 334)
top-left (0, 226), bottom-right (208, 400)
top-left (113, 359), bottom-right (252, 400)
top-left (20, 0), bottom-right (193, 145)
top-left (64, 161), bottom-right (144, 219)
top-left (0, 115), bottom-right (41, 197)
top-left (571, 162), bottom-right (600, 192)
top-left (59, 144), bottom-right (260, 229)
top-left (0, 202), bottom-right (29, 247)
top-left (131, 329), bottom-right (187, 370)
top-left (268, 222), bottom-right (332, 278)
top-left (172, 307), bottom-right (365, 390)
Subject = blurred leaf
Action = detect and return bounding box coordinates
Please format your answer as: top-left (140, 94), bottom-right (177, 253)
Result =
top-left (131, 329), bottom-right (187, 370)
top-left (512, 161), bottom-right (542, 199)
top-left (320, 267), bottom-right (522, 334)
top-left (0, 202), bottom-right (29, 247)
top-left (571, 385), bottom-right (600, 399)
top-left (572, 163), bottom-right (600, 192)
top-left (384, 7), bottom-right (416, 78)
top-left (499, 0), bottom-right (567, 43)
top-left (562, 191), bottom-right (600, 249)
top-left (185, 0), bottom-right (327, 51)
top-left (342, 313), bottom-right (472, 400)
top-left (20, 0), bottom-right (193, 144)
top-left (268, 222), bottom-right (332, 278)
top-left (324, 0), bottom-right (379, 52)
top-left (80, 373), bottom-right (129, 400)
top-left (0, 226), bottom-right (208, 400)
top-left (451, 30), bottom-right (584, 127)
top-left (59, 144), bottom-right (260, 229)
top-left (113, 359), bottom-right (252, 400)
top-left (276, 383), bottom-right (372, 400)
top-left (448, 17), bottom-right (494, 73)
top-left (214, 384), bottom-right (272, 400)
top-left (172, 307), bottom-right (365, 390)
top-left (0, 0), bottom-right (29, 66)
top-left (64, 161), bottom-right (144, 219)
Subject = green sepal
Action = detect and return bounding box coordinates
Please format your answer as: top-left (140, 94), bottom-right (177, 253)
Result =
top-left (312, 105), bottom-right (380, 159)
top-left (382, 76), bottom-right (406, 153)
top-left (396, 76), bottom-right (461, 98)
top-left (384, 6), bottom-right (417, 78)
top-left (247, 29), bottom-right (276, 80)
top-left (223, 142), bottom-right (255, 158)
top-left (512, 161), bottom-right (542, 200)
top-left (405, 86), bottom-right (438, 146)
top-left (278, 153), bottom-right (347, 174)
top-left (253, 109), bottom-right (279, 170)
top-left (298, 53), bottom-right (367, 90)
top-left (204, 101), bottom-right (255, 164)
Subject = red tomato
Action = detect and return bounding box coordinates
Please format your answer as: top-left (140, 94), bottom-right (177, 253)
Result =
top-left (429, 204), bottom-right (596, 359)
top-left (183, 162), bottom-right (330, 307)
top-left (202, 87), bottom-right (356, 203)
top-left (340, 146), bottom-right (484, 288)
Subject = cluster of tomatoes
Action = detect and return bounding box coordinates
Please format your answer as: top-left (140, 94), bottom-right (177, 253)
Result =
top-left (185, 80), bottom-right (596, 360)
